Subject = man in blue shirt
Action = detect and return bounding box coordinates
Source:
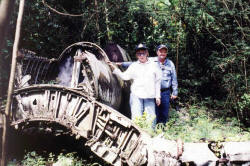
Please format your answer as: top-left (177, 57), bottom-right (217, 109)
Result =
top-left (154, 44), bottom-right (178, 124)
top-left (116, 44), bottom-right (178, 124)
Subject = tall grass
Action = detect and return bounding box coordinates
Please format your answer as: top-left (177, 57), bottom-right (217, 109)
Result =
top-left (135, 105), bottom-right (250, 142)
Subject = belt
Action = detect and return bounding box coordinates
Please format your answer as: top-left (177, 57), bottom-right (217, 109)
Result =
top-left (161, 88), bottom-right (170, 92)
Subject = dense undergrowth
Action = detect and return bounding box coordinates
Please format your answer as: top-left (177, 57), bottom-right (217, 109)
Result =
top-left (135, 105), bottom-right (250, 142)
top-left (7, 151), bottom-right (105, 166)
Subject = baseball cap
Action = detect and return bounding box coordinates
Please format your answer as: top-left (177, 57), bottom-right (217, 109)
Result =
top-left (156, 44), bottom-right (168, 51)
top-left (135, 43), bottom-right (148, 51)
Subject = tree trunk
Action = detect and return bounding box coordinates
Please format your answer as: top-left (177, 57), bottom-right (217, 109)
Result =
top-left (176, 34), bottom-right (179, 76)
top-left (0, 0), bottom-right (15, 98)
top-left (104, 0), bottom-right (111, 42)
top-left (94, 0), bottom-right (100, 45)
top-left (1, 0), bottom-right (25, 165)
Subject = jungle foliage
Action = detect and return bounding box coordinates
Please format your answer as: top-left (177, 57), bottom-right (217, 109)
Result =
top-left (7, 151), bottom-right (106, 166)
top-left (0, 0), bottom-right (249, 125)
top-left (135, 107), bottom-right (250, 142)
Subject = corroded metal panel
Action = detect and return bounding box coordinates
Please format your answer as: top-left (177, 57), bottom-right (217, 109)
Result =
top-left (11, 85), bottom-right (149, 166)
top-left (16, 42), bottom-right (123, 110)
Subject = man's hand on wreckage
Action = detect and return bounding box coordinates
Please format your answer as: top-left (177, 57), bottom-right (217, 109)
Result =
top-left (156, 98), bottom-right (161, 106)
top-left (107, 61), bottom-right (116, 71)
top-left (115, 62), bottom-right (122, 66)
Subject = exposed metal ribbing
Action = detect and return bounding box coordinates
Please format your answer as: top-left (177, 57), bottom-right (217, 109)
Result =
top-left (34, 61), bottom-right (44, 84)
top-left (10, 85), bottom-right (146, 166)
top-left (17, 49), bottom-right (53, 85)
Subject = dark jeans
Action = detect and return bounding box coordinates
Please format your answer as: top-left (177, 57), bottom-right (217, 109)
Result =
top-left (156, 90), bottom-right (170, 124)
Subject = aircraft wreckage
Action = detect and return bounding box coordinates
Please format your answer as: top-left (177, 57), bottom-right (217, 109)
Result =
top-left (3, 42), bottom-right (250, 165)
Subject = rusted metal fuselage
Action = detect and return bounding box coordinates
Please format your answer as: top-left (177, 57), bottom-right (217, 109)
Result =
top-left (12, 42), bottom-right (152, 166)
top-left (16, 42), bottom-right (124, 110)
top-left (7, 42), bottom-right (250, 166)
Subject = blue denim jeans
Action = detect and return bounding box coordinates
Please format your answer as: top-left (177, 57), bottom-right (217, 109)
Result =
top-left (129, 93), bottom-right (156, 127)
top-left (156, 90), bottom-right (170, 124)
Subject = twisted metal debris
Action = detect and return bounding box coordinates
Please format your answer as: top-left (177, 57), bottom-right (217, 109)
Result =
top-left (3, 42), bottom-right (250, 165)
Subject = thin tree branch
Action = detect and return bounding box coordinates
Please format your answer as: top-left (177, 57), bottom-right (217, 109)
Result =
top-left (42, 0), bottom-right (85, 17)
top-left (205, 27), bottom-right (232, 56)
top-left (243, 57), bottom-right (248, 90)
top-left (222, 0), bottom-right (246, 39)
top-left (81, 13), bottom-right (95, 35)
